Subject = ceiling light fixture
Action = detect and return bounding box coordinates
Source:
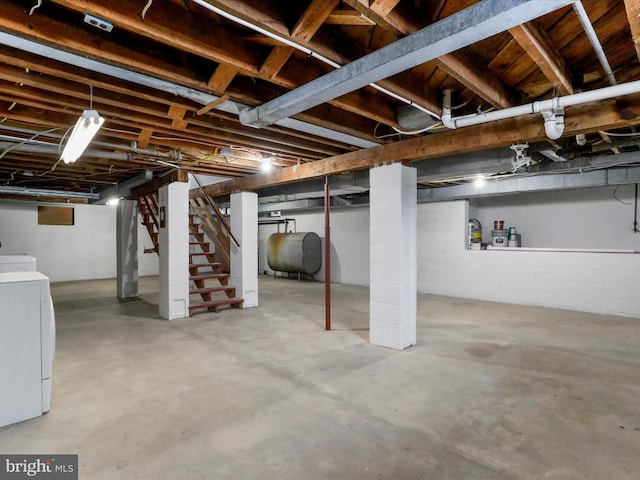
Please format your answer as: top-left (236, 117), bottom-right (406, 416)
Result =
top-left (474, 175), bottom-right (486, 187)
top-left (60, 86), bottom-right (104, 164)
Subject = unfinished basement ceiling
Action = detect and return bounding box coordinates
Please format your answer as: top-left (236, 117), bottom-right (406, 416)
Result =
top-left (1, 0), bottom-right (640, 202)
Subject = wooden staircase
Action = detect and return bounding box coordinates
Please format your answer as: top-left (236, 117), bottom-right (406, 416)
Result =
top-left (138, 194), bottom-right (159, 254)
top-left (137, 192), bottom-right (243, 315)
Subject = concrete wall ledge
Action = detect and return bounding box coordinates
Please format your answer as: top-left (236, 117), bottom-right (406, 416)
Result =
top-left (482, 247), bottom-right (638, 254)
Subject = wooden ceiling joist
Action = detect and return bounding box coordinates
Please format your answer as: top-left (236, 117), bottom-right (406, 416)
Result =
top-left (623, 0), bottom-right (640, 61)
top-left (325, 10), bottom-right (376, 26)
top-left (509, 22), bottom-right (573, 95)
top-left (207, 64), bottom-right (240, 92)
top-left (370, 0), bottom-right (402, 17)
top-left (291, 0), bottom-right (341, 42)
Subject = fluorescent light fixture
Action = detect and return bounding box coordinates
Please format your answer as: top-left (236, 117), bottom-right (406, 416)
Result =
top-left (60, 109), bottom-right (105, 164)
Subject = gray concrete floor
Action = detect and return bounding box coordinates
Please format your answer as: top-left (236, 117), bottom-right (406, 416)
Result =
top-left (1, 275), bottom-right (639, 479)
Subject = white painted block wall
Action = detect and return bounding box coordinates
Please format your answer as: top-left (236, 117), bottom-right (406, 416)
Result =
top-left (0, 201), bottom-right (158, 282)
top-left (418, 200), bottom-right (640, 318)
top-left (472, 185), bottom-right (640, 250)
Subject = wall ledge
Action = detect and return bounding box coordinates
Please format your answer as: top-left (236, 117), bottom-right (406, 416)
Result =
top-left (481, 247), bottom-right (638, 254)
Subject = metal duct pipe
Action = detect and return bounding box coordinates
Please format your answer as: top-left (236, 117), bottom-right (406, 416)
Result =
top-left (0, 185), bottom-right (99, 200)
top-left (0, 125), bottom-right (175, 157)
top-left (441, 79), bottom-right (640, 139)
top-left (573, 2), bottom-right (617, 86)
top-left (0, 142), bottom-right (133, 160)
top-left (190, 0), bottom-right (440, 118)
top-left (0, 140), bottom-right (174, 160)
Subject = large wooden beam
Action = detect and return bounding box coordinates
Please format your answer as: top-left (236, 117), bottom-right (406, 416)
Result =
top-left (195, 98), bottom-right (640, 197)
top-left (130, 170), bottom-right (188, 199)
top-left (49, 0), bottom-right (260, 74)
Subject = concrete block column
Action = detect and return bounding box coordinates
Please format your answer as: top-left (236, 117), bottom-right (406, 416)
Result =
top-left (158, 182), bottom-right (189, 320)
top-left (230, 191), bottom-right (258, 308)
top-left (116, 199), bottom-right (138, 299)
top-left (370, 163), bottom-right (417, 350)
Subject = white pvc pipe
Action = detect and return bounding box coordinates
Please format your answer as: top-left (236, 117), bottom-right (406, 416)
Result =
top-left (442, 79), bottom-right (640, 139)
top-left (573, 2), bottom-right (617, 86)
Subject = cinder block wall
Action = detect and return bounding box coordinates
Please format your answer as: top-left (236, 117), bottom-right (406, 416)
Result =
top-left (0, 201), bottom-right (159, 282)
top-left (418, 201), bottom-right (640, 318)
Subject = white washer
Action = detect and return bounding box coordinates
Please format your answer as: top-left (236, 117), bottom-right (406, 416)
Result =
top-left (0, 271), bottom-right (55, 428)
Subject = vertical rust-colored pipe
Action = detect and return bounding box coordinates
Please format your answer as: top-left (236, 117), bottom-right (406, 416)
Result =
top-left (324, 176), bottom-right (331, 331)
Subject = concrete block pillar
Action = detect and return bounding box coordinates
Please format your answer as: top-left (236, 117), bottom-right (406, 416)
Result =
top-left (116, 199), bottom-right (138, 299)
top-left (369, 163), bottom-right (417, 350)
top-left (230, 191), bottom-right (258, 308)
top-left (158, 182), bottom-right (189, 320)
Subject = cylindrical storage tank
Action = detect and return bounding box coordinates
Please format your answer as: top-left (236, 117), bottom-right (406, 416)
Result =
top-left (267, 232), bottom-right (322, 275)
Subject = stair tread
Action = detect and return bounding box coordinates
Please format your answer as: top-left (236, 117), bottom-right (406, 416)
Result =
top-left (189, 263), bottom-right (221, 268)
top-left (189, 252), bottom-right (215, 257)
top-left (189, 286), bottom-right (234, 295)
top-left (190, 273), bottom-right (228, 281)
top-left (189, 298), bottom-right (243, 311)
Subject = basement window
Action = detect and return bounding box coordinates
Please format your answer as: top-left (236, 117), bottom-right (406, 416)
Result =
top-left (38, 206), bottom-right (75, 226)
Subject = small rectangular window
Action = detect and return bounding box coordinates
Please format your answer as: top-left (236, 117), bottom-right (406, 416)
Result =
top-left (38, 206), bottom-right (75, 226)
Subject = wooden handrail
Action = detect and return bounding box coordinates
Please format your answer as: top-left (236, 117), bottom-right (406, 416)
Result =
top-left (189, 198), bottom-right (230, 270)
top-left (192, 175), bottom-right (240, 247)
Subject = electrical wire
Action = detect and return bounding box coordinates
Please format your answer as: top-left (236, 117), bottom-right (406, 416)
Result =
top-left (0, 127), bottom-right (61, 162)
top-left (613, 185), bottom-right (632, 205)
top-left (150, 134), bottom-right (220, 148)
top-left (450, 98), bottom-right (472, 110)
top-left (37, 159), bottom-right (63, 178)
top-left (58, 125), bottom-right (74, 156)
top-left (101, 126), bottom-right (140, 136)
top-left (373, 122), bottom-right (402, 139)
top-left (599, 130), bottom-right (640, 137)
top-left (391, 122), bottom-right (444, 135)
top-left (28, 0), bottom-right (42, 16)
top-left (141, 0), bottom-right (154, 19)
